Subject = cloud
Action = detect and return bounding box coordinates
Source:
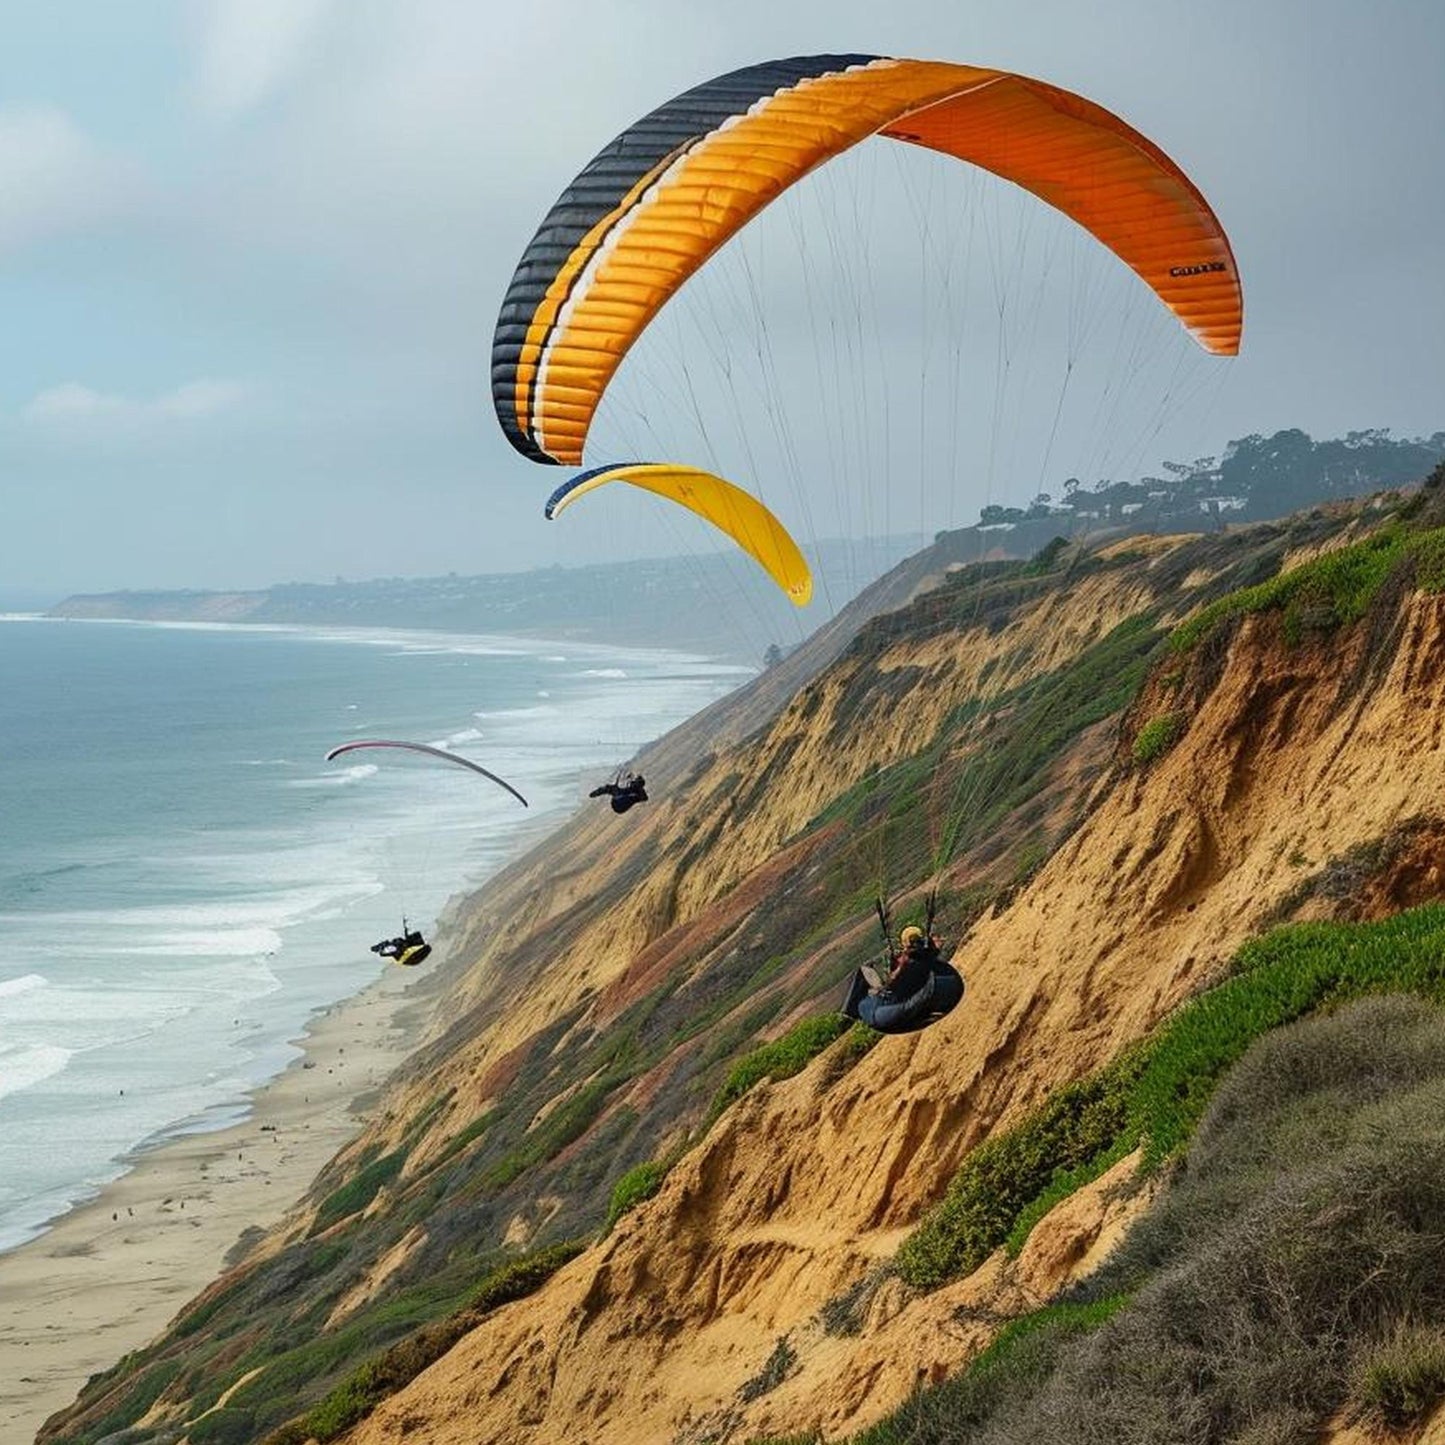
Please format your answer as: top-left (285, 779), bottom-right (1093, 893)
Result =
top-left (0, 106), bottom-right (142, 256)
top-left (24, 379), bottom-right (248, 425)
top-left (190, 0), bottom-right (337, 121)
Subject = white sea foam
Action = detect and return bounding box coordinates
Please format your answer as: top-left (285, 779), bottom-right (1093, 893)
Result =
top-left (287, 763), bottom-right (378, 788)
top-left (0, 972), bottom-right (48, 1000)
top-left (0, 1044), bottom-right (75, 1101)
top-left (90, 925), bottom-right (285, 959)
top-left (579, 668), bottom-right (628, 678)
top-left (4, 881), bottom-right (374, 933)
top-left (472, 704), bottom-right (558, 721)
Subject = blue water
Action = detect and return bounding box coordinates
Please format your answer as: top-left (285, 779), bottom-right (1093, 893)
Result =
top-left (0, 617), bottom-right (745, 1252)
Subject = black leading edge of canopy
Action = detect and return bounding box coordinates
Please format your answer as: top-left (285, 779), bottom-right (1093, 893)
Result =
top-left (491, 54), bottom-right (881, 463)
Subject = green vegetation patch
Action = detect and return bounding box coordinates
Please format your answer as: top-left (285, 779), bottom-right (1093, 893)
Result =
top-left (809, 612), bottom-right (1162, 880)
top-left (928, 614), bottom-right (1163, 869)
top-left (1130, 712), bottom-right (1184, 766)
top-left (309, 1148), bottom-right (407, 1235)
top-left (895, 1067), bottom-right (1139, 1290)
top-left (60, 1357), bottom-right (184, 1445)
top-left (222, 1261), bottom-right (499, 1435)
top-left (476, 1075), bottom-right (623, 1192)
top-left (1020, 536), bottom-right (1071, 577)
top-left (898, 904), bottom-right (1445, 1292)
top-left (1352, 1324), bottom-right (1445, 1430)
top-left (430, 1108), bottom-right (495, 1167)
top-left (188, 1406), bottom-right (257, 1444)
top-left (1170, 522), bottom-right (1445, 653)
top-left (604, 1159), bottom-right (668, 1233)
top-left (706, 1013), bottom-right (855, 1126)
top-left (466, 1239), bottom-right (584, 1313)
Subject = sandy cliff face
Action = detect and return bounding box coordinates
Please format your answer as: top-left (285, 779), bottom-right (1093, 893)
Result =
top-left (334, 564), bottom-right (1445, 1439)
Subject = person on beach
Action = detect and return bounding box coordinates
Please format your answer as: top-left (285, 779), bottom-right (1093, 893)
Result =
top-left (589, 772), bottom-right (648, 814)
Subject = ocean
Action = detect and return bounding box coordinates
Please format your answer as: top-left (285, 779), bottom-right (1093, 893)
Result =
top-left (0, 616), bottom-right (745, 1253)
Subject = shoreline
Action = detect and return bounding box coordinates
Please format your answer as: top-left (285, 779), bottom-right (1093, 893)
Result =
top-left (0, 958), bottom-right (436, 1444)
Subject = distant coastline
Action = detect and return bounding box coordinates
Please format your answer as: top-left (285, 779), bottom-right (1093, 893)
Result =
top-left (44, 537), bottom-right (921, 664)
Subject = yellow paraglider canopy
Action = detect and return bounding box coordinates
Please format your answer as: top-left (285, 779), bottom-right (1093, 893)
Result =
top-left (545, 463), bottom-right (813, 607)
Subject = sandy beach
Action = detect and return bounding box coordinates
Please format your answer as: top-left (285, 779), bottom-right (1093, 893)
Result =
top-left (0, 959), bottom-right (438, 1444)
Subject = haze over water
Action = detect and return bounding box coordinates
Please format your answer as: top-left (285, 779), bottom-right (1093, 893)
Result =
top-left (0, 616), bottom-right (744, 1253)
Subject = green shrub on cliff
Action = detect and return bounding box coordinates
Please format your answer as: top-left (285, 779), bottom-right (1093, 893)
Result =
top-left (273, 1240), bottom-right (586, 1444)
top-left (1170, 522), bottom-right (1445, 653)
top-left (1353, 1324), bottom-right (1445, 1429)
top-left (706, 1013), bottom-right (855, 1125)
top-left (308, 1148), bottom-right (407, 1236)
top-left (604, 1159), bottom-right (668, 1232)
top-left (1131, 712), bottom-right (1185, 765)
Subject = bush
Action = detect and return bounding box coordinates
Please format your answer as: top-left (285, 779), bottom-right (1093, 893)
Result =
top-left (818, 1266), bottom-right (891, 1338)
top-left (739, 1336), bottom-right (798, 1403)
top-left (467, 1240), bottom-right (585, 1314)
top-left (866, 997), bottom-right (1445, 1445)
top-left (1131, 713), bottom-right (1184, 766)
top-left (994, 1009), bottom-right (1445, 1445)
top-left (854, 1298), bottom-right (1125, 1444)
top-left (604, 1160), bottom-right (668, 1233)
top-left (706, 1014), bottom-right (854, 1125)
top-left (186, 1407), bottom-right (256, 1444)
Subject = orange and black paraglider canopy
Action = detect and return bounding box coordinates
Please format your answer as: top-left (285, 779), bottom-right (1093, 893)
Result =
top-left (492, 54), bottom-right (1242, 468)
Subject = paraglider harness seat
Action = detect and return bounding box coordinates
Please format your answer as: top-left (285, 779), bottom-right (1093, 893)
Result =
top-left (589, 771), bottom-right (648, 814)
top-left (371, 925), bottom-right (431, 968)
top-left (840, 896), bottom-right (965, 1035)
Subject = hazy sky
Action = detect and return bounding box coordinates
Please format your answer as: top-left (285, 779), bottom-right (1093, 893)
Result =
top-left (2, 0), bottom-right (1442, 598)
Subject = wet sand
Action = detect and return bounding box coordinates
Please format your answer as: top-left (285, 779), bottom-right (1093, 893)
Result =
top-left (0, 963), bottom-right (435, 1444)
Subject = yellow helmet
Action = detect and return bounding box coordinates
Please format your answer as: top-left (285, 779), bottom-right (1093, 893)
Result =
top-left (900, 925), bottom-right (925, 947)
